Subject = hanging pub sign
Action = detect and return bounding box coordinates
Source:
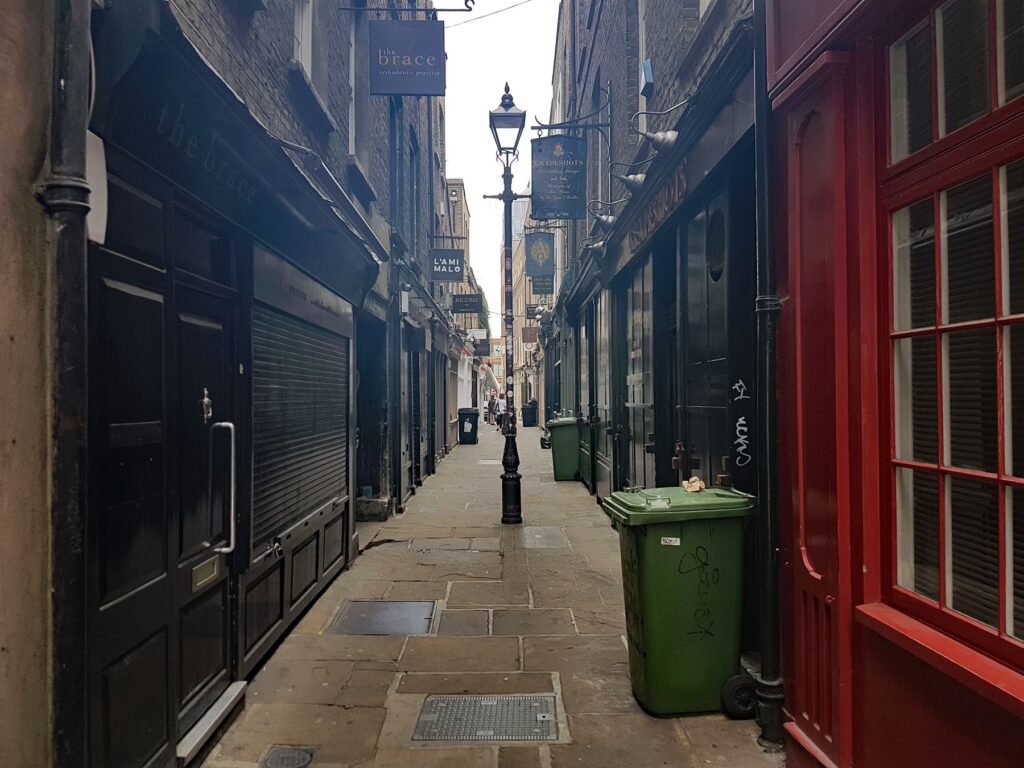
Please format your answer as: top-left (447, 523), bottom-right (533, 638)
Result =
top-left (524, 232), bottom-right (555, 277)
top-left (431, 248), bottom-right (464, 281)
top-left (531, 135), bottom-right (587, 220)
top-left (369, 20), bottom-right (446, 96)
top-left (531, 275), bottom-right (554, 295)
top-left (452, 293), bottom-right (483, 314)
top-left (521, 326), bottom-right (539, 344)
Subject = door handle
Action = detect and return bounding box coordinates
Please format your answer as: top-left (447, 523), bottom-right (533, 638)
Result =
top-left (211, 422), bottom-right (237, 555)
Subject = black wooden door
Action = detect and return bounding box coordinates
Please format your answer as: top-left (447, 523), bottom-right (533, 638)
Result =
top-left (400, 331), bottom-right (413, 500)
top-left (685, 196), bottom-right (730, 485)
top-left (578, 310), bottom-right (594, 490)
top-left (173, 287), bottom-right (235, 737)
top-left (594, 291), bottom-right (615, 500)
top-left (411, 349), bottom-right (424, 484)
top-left (88, 256), bottom-right (235, 768)
top-left (625, 257), bottom-right (656, 490)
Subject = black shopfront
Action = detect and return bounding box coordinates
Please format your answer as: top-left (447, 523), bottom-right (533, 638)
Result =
top-left (83, 11), bottom-right (378, 766)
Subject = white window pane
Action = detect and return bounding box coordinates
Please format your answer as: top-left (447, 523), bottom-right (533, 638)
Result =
top-left (941, 176), bottom-right (995, 324)
top-left (295, 0), bottom-right (313, 73)
top-left (938, 0), bottom-right (991, 136)
top-left (1010, 488), bottom-right (1024, 638)
top-left (1009, 325), bottom-right (1024, 476)
top-left (944, 328), bottom-right (998, 472)
top-left (895, 336), bottom-right (939, 462)
top-left (891, 23), bottom-right (934, 162)
top-left (948, 476), bottom-right (1000, 627)
top-left (1001, 0), bottom-right (1024, 103)
top-left (893, 200), bottom-right (936, 330)
top-left (897, 467), bottom-right (941, 600)
top-left (1003, 160), bottom-right (1024, 315)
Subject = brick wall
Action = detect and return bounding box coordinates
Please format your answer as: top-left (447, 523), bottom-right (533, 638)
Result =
top-left (170, 0), bottom-right (447, 274)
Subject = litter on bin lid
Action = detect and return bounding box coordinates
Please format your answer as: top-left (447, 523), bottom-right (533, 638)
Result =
top-left (682, 476), bottom-right (706, 493)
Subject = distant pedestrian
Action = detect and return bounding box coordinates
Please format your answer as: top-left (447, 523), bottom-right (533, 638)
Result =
top-left (486, 391), bottom-right (497, 424)
top-left (496, 392), bottom-right (507, 431)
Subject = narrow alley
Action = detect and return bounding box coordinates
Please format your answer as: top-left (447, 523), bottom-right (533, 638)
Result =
top-left (201, 427), bottom-right (781, 768)
top-left (9, 1), bottom-right (1024, 766)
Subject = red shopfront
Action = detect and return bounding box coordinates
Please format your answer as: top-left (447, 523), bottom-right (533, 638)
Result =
top-left (766, 0), bottom-right (1024, 766)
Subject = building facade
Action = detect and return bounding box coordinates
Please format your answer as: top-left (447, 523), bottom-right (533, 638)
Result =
top-left (0, 1), bottom-right (482, 766)
top-left (544, 0), bottom-right (771, 741)
top-left (767, 0), bottom-right (1024, 765)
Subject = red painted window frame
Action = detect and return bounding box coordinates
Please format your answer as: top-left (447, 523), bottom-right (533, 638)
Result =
top-left (878, 0), bottom-right (1024, 673)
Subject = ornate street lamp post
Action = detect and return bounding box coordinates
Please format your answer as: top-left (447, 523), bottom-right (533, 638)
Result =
top-left (487, 84), bottom-right (527, 525)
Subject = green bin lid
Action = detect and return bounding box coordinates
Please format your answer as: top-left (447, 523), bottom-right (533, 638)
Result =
top-left (601, 486), bottom-right (755, 526)
top-left (546, 417), bottom-right (578, 427)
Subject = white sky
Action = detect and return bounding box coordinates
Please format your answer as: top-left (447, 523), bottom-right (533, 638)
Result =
top-left (444, 0), bottom-right (561, 331)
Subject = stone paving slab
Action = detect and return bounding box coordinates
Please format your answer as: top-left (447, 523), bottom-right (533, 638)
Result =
top-left (204, 426), bottom-right (783, 768)
top-left (396, 672), bottom-right (554, 695)
top-left (384, 581), bottom-right (448, 601)
top-left (209, 703), bottom-right (384, 764)
top-left (437, 609), bottom-right (490, 636)
top-left (492, 608), bottom-right (576, 636)
top-left (549, 714), bottom-right (682, 768)
top-left (447, 580), bottom-right (530, 608)
top-left (246, 659), bottom-right (354, 706)
top-left (273, 633), bottom-right (406, 663)
top-left (399, 636), bottom-right (521, 672)
top-left (498, 746), bottom-right (543, 768)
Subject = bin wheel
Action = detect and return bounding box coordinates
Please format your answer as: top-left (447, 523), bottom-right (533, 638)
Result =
top-left (721, 673), bottom-right (757, 720)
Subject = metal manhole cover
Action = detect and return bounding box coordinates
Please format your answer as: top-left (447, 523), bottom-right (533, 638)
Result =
top-left (327, 600), bottom-right (435, 635)
top-left (413, 695), bottom-right (558, 742)
top-left (261, 746), bottom-right (314, 768)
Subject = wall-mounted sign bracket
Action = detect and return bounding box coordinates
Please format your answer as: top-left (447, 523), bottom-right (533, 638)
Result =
top-left (338, 0), bottom-right (475, 13)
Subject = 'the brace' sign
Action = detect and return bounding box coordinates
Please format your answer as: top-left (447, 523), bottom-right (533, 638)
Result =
top-left (369, 21), bottom-right (446, 96)
top-left (431, 249), bottom-right (465, 281)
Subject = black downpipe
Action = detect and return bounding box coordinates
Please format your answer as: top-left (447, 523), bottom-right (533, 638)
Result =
top-left (753, 0), bottom-right (785, 749)
top-left (44, 1), bottom-right (92, 766)
top-left (390, 257), bottom-right (404, 513)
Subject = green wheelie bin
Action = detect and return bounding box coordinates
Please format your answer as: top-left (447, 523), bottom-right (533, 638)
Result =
top-left (602, 486), bottom-right (755, 716)
top-left (545, 417), bottom-right (580, 481)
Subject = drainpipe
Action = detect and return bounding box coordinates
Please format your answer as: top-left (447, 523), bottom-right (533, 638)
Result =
top-left (42, 1), bottom-right (92, 766)
top-left (390, 256), bottom-right (403, 513)
top-left (753, 0), bottom-right (784, 749)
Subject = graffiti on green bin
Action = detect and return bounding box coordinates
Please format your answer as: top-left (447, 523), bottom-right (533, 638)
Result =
top-left (679, 544), bottom-right (720, 640)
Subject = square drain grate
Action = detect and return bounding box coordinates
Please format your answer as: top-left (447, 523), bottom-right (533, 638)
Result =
top-left (261, 746), bottom-right (314, 768)
top-left (327, 600), bottom-right (434, 635)
top-left (413, 695), bottom-right (558, 742)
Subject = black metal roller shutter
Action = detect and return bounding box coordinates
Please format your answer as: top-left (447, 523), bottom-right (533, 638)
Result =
top-left (252, 304), bottom-right (349, 552)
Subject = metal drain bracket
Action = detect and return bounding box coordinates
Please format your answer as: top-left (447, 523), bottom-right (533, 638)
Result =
top-left (413, 695), bottom-right (558, 742)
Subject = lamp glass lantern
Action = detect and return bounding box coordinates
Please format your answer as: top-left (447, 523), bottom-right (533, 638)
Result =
top-left (489, 84), bottom-right (526, 156)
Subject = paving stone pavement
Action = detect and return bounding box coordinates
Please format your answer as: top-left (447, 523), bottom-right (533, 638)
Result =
top-left (202, 427), bottom-right (785, 768)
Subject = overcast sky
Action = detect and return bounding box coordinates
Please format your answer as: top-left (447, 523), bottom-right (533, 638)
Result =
top-left (444, 0), bottom-right (561, 332)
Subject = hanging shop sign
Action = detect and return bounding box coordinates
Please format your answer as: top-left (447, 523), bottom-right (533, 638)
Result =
top-left (524, 232), bottom-right (555, 277)
top-left (474, 341), bottom-right (491, 358)
top-left (531, 136), bottom-right (587, 220)
top-left (521, 326), bottom-right (539, 344)
top-left (531, 275), bottom-right (554, 295)
top-left (452, 293), bottom-right (484, 314)
top-left (431, 248), bottom-right (465, 281)
top-left (369, 20), bottom-right (446, 96)
top-left (526, 304), bottom-right (540, 319)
